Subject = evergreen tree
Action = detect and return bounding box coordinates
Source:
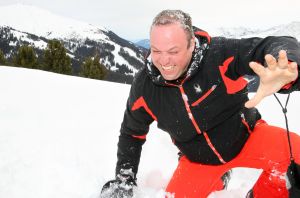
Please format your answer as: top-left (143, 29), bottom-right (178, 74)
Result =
top-left (0, 49), bottom-right (6, 65)
top-left (13, 45), bottom-right (38, 68)
top-left (43, 39), bottom-right (72, 74)
top-left (80, 54), bottom-right (107, 80)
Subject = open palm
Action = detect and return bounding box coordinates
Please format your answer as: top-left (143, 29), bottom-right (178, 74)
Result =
top-left (245, 50), bottom-right (298, 108)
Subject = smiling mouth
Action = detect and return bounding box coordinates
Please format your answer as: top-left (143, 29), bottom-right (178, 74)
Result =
top-left (161, 65), bottom-right (175, 71)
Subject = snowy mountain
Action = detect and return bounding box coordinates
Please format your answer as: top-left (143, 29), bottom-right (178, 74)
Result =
top-left (209, 22), bottom-right (300, 40)
top-left (135, 39), bottom-right (150, 49)
top-left (1, 66), bottom-right (299, 198)
top-left (0, 4), bottom-right (146, 83)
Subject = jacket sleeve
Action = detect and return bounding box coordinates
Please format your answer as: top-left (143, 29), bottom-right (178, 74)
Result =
top-left (224, 36), bottom-right (300, 92)
top-left (115, 69), bottom-right (154, 180)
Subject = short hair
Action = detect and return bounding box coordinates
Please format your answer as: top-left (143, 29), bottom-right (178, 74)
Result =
top-left (151, 10), bottom-right (194, 42)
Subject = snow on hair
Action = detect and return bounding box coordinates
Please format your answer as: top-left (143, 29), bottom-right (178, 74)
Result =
top-left (151, 10), bottom-right (194, 41)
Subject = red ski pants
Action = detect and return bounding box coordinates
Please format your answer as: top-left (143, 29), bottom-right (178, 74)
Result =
top-left (166, 122), bottom-right (300, 198)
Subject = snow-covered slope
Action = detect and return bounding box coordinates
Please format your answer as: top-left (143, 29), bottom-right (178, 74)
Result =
top-left (0, 4), bottom-right (145, 82)
top-left (0, 66), bottom-right (299, 198)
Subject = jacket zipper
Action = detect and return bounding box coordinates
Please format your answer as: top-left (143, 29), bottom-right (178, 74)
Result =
top-left (178, 85), bottom-right (202, 134)
top-left (170, 82), bottom-right (226, 164)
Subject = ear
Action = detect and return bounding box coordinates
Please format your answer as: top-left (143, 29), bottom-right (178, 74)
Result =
top-left (189, 37), bottom-right (196, 52)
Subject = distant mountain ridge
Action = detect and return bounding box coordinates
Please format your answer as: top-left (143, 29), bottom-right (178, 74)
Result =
top-left (210, 21), bottom-right (300, 40)
top-left (0, 4), bottom-right (147, 83)
top-left (135, 39), bottom-right (150, 49)
top-left (135, 22), bottom-right (300, 50)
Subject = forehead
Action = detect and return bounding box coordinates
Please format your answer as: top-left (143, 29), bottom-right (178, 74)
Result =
top-left (150, 23), bottom-right (188, 49)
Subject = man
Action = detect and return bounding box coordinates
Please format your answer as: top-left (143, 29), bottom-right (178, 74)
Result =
top-left (101, 10), bottom-right (300, 197)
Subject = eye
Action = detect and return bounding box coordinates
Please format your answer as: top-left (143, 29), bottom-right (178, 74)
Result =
top-left (151, 49), bottom-right (161, 54)
top-left (169, 51), bottom-right (178, 55)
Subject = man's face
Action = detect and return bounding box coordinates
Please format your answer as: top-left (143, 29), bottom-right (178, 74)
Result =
top-left (150, 23), bottom-right (195, 81)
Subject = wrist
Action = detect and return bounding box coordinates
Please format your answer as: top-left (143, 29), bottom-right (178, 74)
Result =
top-left (116, 168), bottom-right (137, 185)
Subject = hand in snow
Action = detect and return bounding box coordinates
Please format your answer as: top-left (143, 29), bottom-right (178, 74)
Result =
top-left (245, 50), bottom-right (298, 108)
top-left (100, 174), bottom-right (136, 198)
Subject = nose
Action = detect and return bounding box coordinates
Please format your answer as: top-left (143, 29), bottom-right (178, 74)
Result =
top-left (158, 54), bottom-right (170, 66)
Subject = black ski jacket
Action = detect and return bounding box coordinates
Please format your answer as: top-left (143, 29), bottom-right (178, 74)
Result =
top-left (115, 30), bottom-right (300, 179)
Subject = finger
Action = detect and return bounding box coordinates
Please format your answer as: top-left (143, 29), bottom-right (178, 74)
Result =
top-left (264, 54), bottom-right (277, 70)
top-left (277, 50), bottom-right (288, 69)
top-left (249, 62), bottom-right (265, 76)
top-left (244, 92), bottom-right (264, 108)
top-left (288, 62), bottom-right (298, 73)
top-left (287, 62), bottom-right (299, 81)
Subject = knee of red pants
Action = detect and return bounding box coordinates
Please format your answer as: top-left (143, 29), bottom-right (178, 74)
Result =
top-left (252, 171), bottom-right (288, 198)
top-left (165, 156), bottom-right (226, 198)
top-left (245, 124), bottom-right (300, 166)
top-left (242, 126), bottom-right (300, 198)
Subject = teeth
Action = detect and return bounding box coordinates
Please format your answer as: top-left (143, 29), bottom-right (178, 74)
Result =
top-left (162, 65), bottom-right (175, 71)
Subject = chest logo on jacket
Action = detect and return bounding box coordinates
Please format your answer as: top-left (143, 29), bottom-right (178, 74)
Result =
top-left (193, 83), bottom-right (202, 93)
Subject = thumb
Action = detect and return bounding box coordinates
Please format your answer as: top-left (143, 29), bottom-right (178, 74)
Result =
top-left (245, 93), bottom-right (264, 108)
top-left (249, 62), bottom-right (265, 76)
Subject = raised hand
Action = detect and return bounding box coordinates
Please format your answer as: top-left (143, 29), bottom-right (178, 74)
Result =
top-left (245, 50), bottom-right (298, 108)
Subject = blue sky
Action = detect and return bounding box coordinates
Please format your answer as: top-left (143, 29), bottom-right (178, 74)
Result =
top-left (1, 0), bottom-right (300, 40)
